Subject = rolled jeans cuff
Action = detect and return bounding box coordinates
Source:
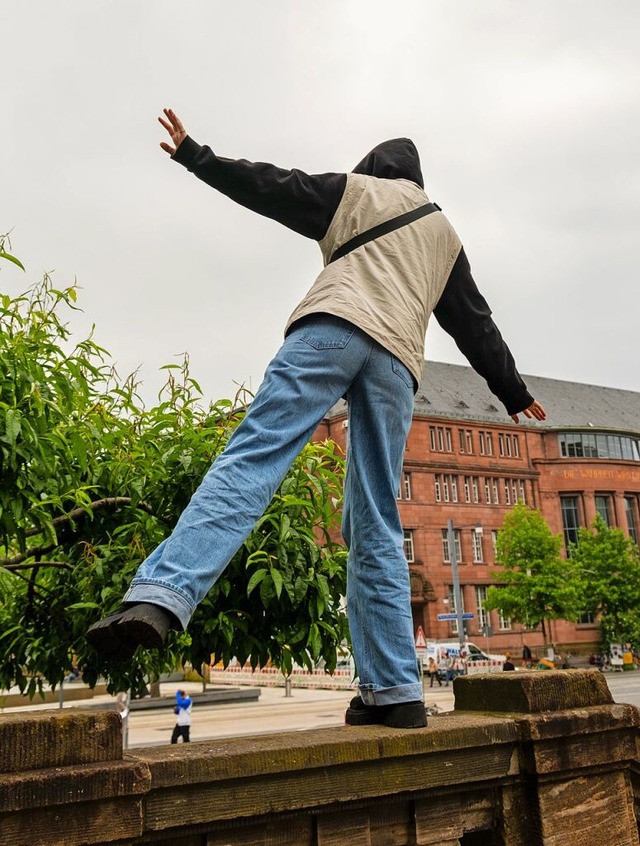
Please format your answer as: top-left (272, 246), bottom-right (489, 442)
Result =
top-left (123, 580), bottom-right (194, 630)
top-left (358, 682), bottom-right (423, 707)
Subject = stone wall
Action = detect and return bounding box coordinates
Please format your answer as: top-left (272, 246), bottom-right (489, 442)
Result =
top-left (1, 670), bottom-right (639, 846)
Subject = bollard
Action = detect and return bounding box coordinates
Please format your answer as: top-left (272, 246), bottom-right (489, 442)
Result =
top-left (284, 676), bottom-right (292, 697)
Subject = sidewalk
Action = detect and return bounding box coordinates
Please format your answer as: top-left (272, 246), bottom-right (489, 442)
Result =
top-left (1, 678), bottom-right (457, 748)
top-left (125, 682), bottom-right (456, 747)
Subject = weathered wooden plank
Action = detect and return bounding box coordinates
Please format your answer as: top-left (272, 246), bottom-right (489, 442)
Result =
top-left (0, 758), bottom-right (150, 813)
top-left (415, 794), bottom-right (462, 845)
top-left (134, 717), bottom-right (518, 790)
top-left (368, 799), bottom-right (414, 846)
top-left (0, 797), bottom-right (143, 846)
top-left (143, 744), bottom-right (515, 832)
top-left (454, 669), bottom-right (612, 714)
top-left (530, 728), bottom-right (638, 775)
top-left (317, 809), bottom-right (371, 846)
top-left (0, 709), bottom-right (122, 773)
top-left (206, 814), bottom-right (313, 845)
top-left (537, 770), bottom-right (640, 846)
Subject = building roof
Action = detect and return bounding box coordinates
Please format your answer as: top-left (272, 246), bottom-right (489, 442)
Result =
top-left (329, 361), bottom-right (640, 434)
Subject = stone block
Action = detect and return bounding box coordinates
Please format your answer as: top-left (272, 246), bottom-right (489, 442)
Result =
top-left (453, 669), bottom-right (612, 714)
top-left (537, 769), bottom-right (640, 846)
top-left (0, 708), bottom-right (122, 773)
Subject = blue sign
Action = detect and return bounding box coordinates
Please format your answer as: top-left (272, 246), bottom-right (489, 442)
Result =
top-left (437, 613), bottom-right (474, 621)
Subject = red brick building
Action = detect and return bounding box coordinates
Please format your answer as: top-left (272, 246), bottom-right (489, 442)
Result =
top-left (316, 361), bottom-right (640, 658)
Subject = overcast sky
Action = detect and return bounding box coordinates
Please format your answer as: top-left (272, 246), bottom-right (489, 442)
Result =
top-left (3, 1), bottom-right (639, 411)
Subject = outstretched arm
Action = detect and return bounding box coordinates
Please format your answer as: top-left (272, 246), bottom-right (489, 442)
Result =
top-left (157, 108), bottom-right (346, 240)
top-left (434, 248), bottom-right (546, 422)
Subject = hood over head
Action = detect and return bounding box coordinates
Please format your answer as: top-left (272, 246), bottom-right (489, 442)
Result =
top-left (352, 138), bottom-right (424, 189)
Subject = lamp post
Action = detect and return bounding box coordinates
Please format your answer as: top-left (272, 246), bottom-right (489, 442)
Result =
top-left (447, 519), bottom-right (483, 651)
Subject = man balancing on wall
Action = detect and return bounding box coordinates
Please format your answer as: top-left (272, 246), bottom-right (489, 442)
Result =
top-left (86, 108), bottom-right (546, 729)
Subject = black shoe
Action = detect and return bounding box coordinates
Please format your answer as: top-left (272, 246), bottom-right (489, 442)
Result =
top-left (85, 603), bottom-right (177, 660)
top-left (345, 696), bottom-right (427, 728)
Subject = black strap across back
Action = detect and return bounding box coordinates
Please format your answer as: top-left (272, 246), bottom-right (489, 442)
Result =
top-left (327, 201), bottom-right (441, 265)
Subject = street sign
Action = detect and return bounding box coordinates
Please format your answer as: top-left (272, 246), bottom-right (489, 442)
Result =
top-left (436, 613), bottom-right (474, 621)
top-left (414, 626), bottom-right (427, 649)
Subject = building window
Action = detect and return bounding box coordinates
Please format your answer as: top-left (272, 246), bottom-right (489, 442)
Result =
top-left (403, 530), bottom-right (415, 563)
top-left (464, 476), bottom-right (471, 503)
top-left (498, 433), bottom-right (519, 458)
top-left (559, 431), bottom-right (640, 462)
top-left (484, 479), bottom-right (491, 504)
top-left (504, 480), bottom-right (511, 505)
top-left (498, 610), bottom-right (511, 630)
top-left (595, 495), bottom-right (612, 526)
top-left (442, 529), bottom-right (462, 563)
top-left (519, 480), bottom-right (526, 504)
top-left (479, 431), bottom-right (494, 456)
top-left (397, 473), bottom-right (411, 500)
top-left (438, 474), bottom-right (458, 503)
top-left (577, 610), bottom-right (596, 625)
top-left (560, 496), bottom-right (581, 552)
top-left (475, 586), bottom-right (489, 629)
top-left (472, 530), bottom-right (483, 563)
top-left (430, 426), bottom-right (453, 452)
top-left (491, 530), bottom-right (499, 556)
top-left (458, 429), bottom-right (474, 454)
top-left (625, 496), bottom-right (638, 543)
top-left (472, 476), bottom-right (479, 504)
top-left (443, 475), bottom-right (450, 502)
top-left (492, 478), bottom-right (500, 504)
top-left (449, 475), bottom-right (458, 503)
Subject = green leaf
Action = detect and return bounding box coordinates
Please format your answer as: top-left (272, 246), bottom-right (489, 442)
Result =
top-left (247, 568), bottom-right (268, 595)
top-left (4, 409), bottom-right (21, 446)
top-left (0, 251), bottom-right (25, 271)
top-left (271, 568), bottom-right (284, 600)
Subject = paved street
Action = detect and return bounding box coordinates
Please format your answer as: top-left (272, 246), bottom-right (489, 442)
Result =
top-left (601, 670), bottom-right (640, 709)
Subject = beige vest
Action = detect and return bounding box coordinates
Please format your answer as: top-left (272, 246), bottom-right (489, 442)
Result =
top-left (285, 173), bottom-right (462, 386)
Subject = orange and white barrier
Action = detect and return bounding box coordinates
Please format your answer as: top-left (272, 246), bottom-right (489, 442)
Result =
top-left (465, 658), bottom-right (504, 675)
top-left (208, 664), bottom-right (357, 690)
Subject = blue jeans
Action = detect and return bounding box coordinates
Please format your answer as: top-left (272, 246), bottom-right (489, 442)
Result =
top-left (124, 314), bottom-right (422, 705)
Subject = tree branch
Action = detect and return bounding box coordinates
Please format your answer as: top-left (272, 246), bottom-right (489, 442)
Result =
top-left (23, 496), bottom-right (155, 539)
top-left (0, 497), bottom-right (157, 568)
top-left (1, 560), bottom-right (74, 572)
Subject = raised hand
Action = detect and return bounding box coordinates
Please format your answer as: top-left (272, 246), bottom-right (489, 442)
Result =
top-left (510, 400), bottom-right (547, 424)
top-left (158, 108), bottom-right (187, 156)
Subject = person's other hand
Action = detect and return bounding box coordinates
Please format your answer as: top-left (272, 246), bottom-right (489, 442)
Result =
top-left (511, 400), bottom-right (546, 424)
top-left (158, 108), bottom-right (187, 156)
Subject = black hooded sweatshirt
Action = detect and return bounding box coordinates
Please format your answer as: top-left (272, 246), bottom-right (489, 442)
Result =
top-left (172, 136), bottom-right (533, 414)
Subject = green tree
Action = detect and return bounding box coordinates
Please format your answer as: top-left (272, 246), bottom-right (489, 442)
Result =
top-left (570, 516), bottom-right (640, 648)
top-left (485, 503), bottom-right (580, 646)
top-left (0, 242), bottom-right (348, 697)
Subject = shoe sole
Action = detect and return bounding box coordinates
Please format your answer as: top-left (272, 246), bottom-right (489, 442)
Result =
top-left (345, 702), bottom-right (427, 728)
top-left (86, 606), bottom-right (170, 659)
